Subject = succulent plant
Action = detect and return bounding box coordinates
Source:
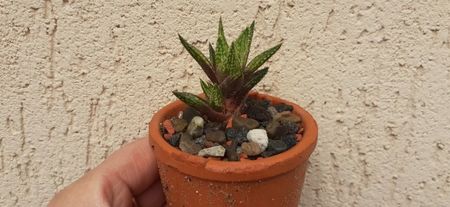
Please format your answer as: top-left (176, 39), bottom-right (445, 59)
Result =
top-left (174, 18), bottom-right (281, 122)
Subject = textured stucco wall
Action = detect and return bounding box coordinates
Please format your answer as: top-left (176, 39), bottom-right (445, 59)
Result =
top-left (1, 0), bottom-right (450, 206)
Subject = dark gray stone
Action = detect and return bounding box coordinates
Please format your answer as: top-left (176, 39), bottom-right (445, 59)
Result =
top-left (281, 122), bottom-right (300, 135)
top-left (245, 105), bottom-right (272, 122)
top-left (281, 134), bottom-right (297, 149)
top-left (274, 103), bottom-right (293, 112)
top-left (225, 141), bottom-right (239, 161)
top-left (194, 135), bottom-right (206, 147)
top-left (179, 133), bottom-right (202, 155)
top-left (225, 127), bottom-right (248, 144)
top-left (260, 150), bottom-right (277, 158)
top-left (267, 139), bottom-right (288, 153)
top-left (168, 133), bottom-right (182, 147)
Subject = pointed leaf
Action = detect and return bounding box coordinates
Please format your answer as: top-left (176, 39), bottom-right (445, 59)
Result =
top-left (173, 91), bottom-right (227, 121)
top-left (209, 90), bottom-right (224, 110)
top-left (173, 91), bottom-right (209, 108)
top-left (243, 67), bottom-right (269, 92)
top-left (233, 67), bottom-right (268, 102)
top-left (225, 42), bottom-right (241, 77)
top-left (200, 79), bottom-right (213, 100)
top-left (178, 34), bottom-right (218, 83)
top-left (208, 43), bottom-right (216, 69)
top-left (215, 18), bottom-right (229, 73)
top-left (246, 43), bottom-right (282, 72)
top-left (200, 79), bottom-right (209, 94)
top-left (200, 79), bottom-right (224, 110)
top-left (234, 21), bottom-right (255, 69)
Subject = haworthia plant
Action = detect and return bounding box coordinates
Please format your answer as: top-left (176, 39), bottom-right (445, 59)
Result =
top-left (174, 18), bottom-right (282, 121)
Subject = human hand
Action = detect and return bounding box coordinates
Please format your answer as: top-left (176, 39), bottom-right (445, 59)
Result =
top-left (48, 137), bottom-right (165, 207)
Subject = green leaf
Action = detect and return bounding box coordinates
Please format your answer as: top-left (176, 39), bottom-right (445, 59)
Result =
top-left (172, 91), bottom-right (209, 108)
top-left (234, 21), bottom-right (255, 69)
top-left (208, 43), bottom-right (216, 69)
top-left (215, 18), bottom-right (229, 73)
top-left (225, 42), bottom-right (241, 78)
top-left (200, 79), bottom-right (223, 110)
top-left (173, 91), bottom-right (227, 121)
top-left (246, 43), bottom-right (282, 72)
top-left (234, 67), bottom-right (269, 101)
top-left (178, 34), bottom-right (218, 83)
top-left (243, 67), bottom-right (269, 92)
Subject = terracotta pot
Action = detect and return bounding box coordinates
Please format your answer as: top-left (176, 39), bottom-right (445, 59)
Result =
top-left (149, 92), bottom-right (318, 207)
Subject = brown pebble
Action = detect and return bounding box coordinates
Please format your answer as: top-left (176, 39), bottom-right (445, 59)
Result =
top-left (275, 111), bottom-right (302, 123)
top-left (241, 142), bottom-right (264, 156)
top-left (171, 118), bottom-right (188, 132)
top-left (232, 116), bottom-right (260, 130)
top-left (163, 119), bottom-right (175, 135)
top-left (205, 130), bottom-right (226, 143)
top-left (266, 120), bottom-right (280, 139)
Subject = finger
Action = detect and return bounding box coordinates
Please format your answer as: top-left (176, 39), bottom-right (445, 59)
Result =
top-left (135, 180), bottom-right (166, 207)
top-left (96, 137), bottom-right (159, 196)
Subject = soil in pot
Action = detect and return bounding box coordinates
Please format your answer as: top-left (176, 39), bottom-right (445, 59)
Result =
top-left (160, 96), bottom-right (304, 161)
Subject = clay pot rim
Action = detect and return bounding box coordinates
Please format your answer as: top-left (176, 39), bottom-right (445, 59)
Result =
top-left (149, 92), bottom-right (318, 182)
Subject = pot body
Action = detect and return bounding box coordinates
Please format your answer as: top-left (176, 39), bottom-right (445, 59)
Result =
top-left (149, 92), bottom-right (318, 207)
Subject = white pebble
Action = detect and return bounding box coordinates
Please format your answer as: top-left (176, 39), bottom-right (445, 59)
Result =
top-left (198, 145), bottom-right (226, 157)
top-left (247, 129), bottom-right (268, 151)
top-left (186, 116), bottom-right (204, 137)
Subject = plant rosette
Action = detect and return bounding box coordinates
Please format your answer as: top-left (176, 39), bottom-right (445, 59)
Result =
top-left (149, 19), bottom-right (318, 207)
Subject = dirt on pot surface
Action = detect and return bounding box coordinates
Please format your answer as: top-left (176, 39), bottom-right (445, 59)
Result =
top-left (160, 97), bottom-right (304, 161)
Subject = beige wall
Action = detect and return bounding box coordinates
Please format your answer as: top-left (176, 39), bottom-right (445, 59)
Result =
top-left (1, 0), bottom-right (450, 206)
